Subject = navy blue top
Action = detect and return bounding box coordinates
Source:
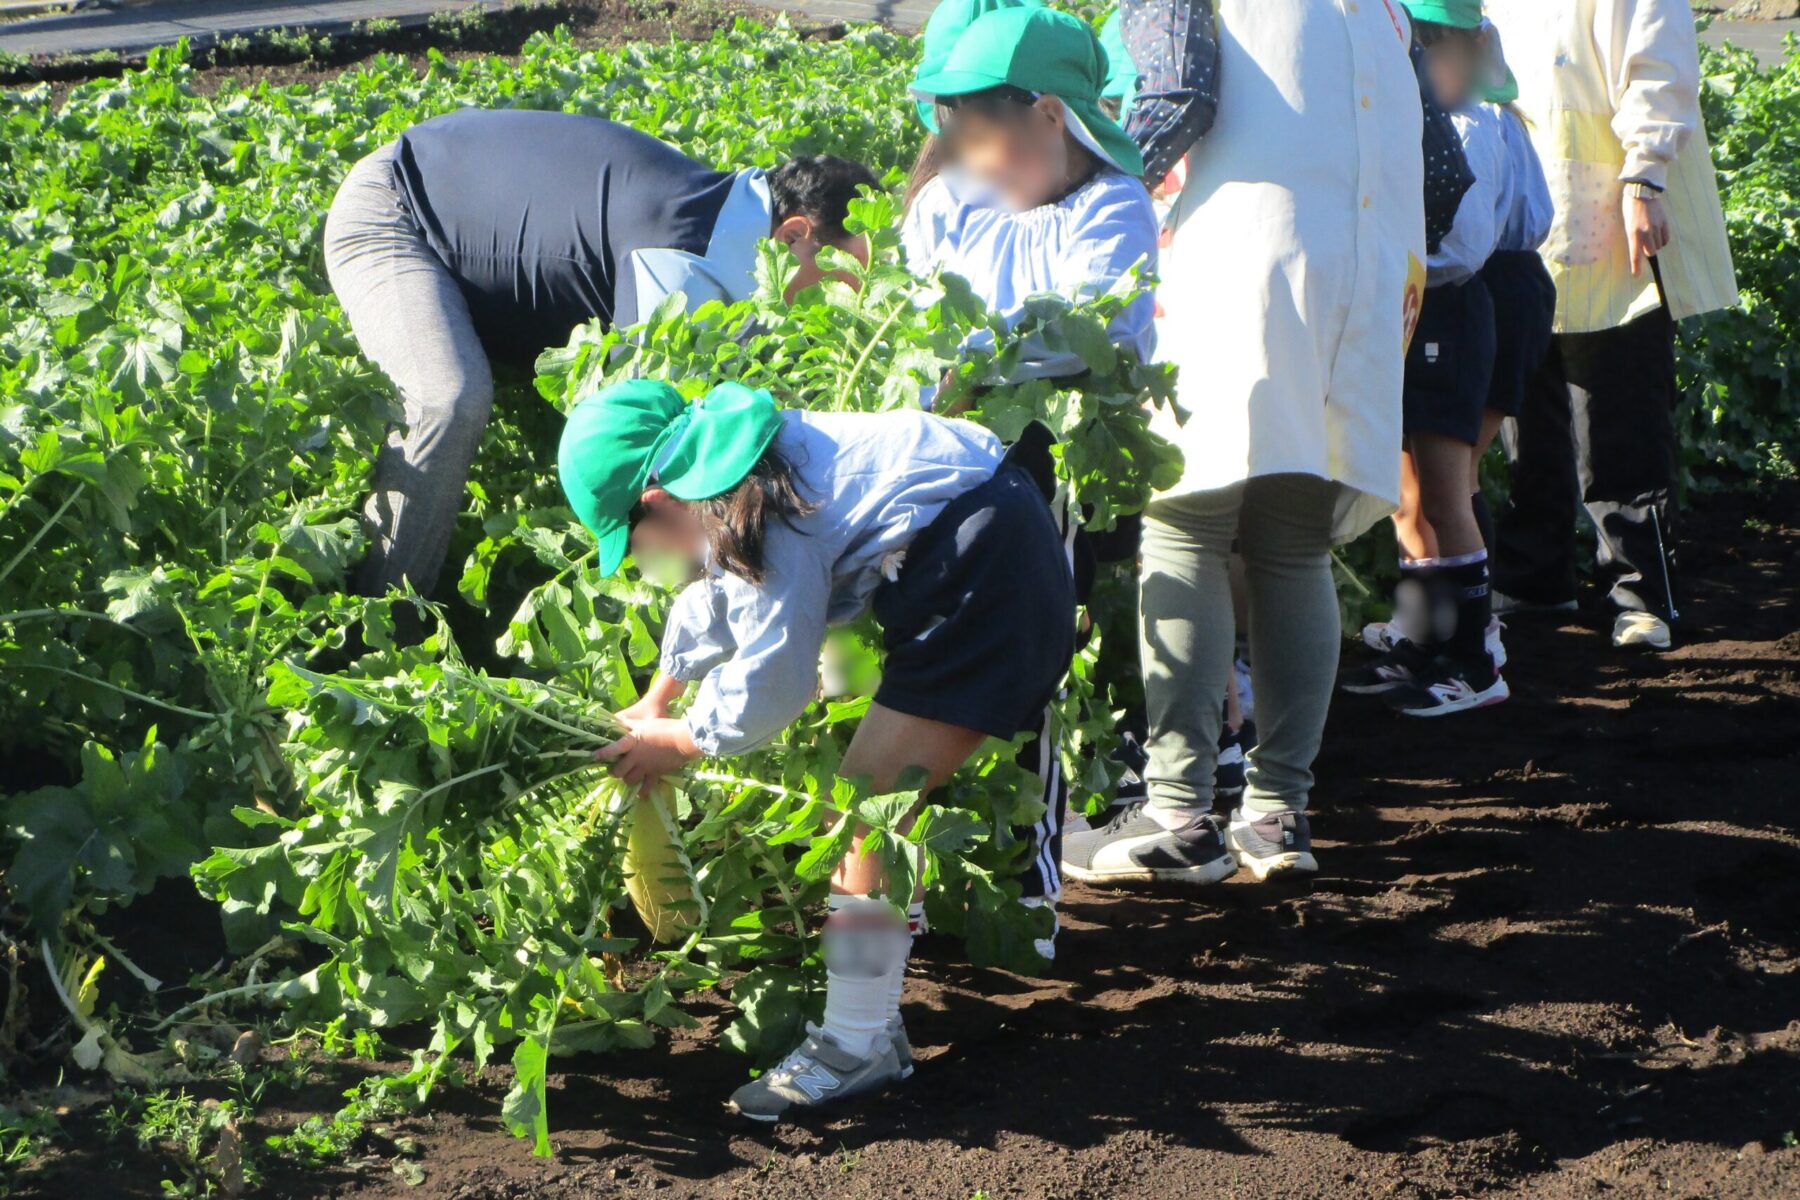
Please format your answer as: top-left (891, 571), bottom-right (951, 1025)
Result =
top-left (391, 109), bottom-right (739, 363)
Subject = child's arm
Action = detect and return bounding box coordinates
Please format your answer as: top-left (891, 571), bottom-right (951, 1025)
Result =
top-left (1120, 0), bottom-right (1221, 183)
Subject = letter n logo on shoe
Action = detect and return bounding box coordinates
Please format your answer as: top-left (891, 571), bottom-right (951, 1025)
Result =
top-left (793, 1063), bottom-right (840, 1102)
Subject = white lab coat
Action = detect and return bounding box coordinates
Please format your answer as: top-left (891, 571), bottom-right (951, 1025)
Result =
top-left (1484, 0), bottom-right (1737, 333)
top-left (1152, 0), bottom-right (1425, 542)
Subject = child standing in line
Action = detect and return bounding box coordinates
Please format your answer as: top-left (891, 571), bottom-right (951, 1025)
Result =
top-left (901, 3), bottom-right (1161, 945)
top-left (566, 381), bottom-right (1075, 1121)
top-left (1342, 0), bottom-right (1518, 716)
top-left (1362, 22), bottom-right (1553, 670)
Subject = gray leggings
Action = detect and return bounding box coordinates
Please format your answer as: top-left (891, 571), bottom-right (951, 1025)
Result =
top-left (1138, 474), bottom-right (1342, 815)
top-left (323, 143), bottom-right (494, 597)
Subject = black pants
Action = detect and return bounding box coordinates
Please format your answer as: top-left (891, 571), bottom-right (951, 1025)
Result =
top-left (1494, 308), bottom-right (1681, 622)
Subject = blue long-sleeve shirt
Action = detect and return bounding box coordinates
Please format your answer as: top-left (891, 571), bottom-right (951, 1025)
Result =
top-left (659, 409), bottom-right (1002, 755)
top-left (901, 168), bottom-right (1160, 379)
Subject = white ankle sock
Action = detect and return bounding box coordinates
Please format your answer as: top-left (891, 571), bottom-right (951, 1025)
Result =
top-left (822, 895), bottom-right (909, 1056)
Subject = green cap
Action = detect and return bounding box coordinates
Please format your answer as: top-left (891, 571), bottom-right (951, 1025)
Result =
top-left (557, 379), bottom-right (786, 576)
top-left (910, 6), bottom-right (1146, 177)
top-left (1097, 10), bottom-right (1137, 108)
top-left (915, 0), bottom-right (1042, 132)
top-left (1402, 0), bottom-right (1480, 27)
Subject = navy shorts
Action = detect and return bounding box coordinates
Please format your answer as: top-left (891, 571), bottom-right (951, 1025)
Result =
top-left (1404, 276), bottom-right (1497, 446)
top-left (872, 443), bottom-right (1076, 741)
top-left (1479, 250), bottom-right (1556, 419)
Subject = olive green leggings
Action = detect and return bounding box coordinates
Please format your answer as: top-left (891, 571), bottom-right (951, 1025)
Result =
top-left (1138, 474), bottom-right (1343, 815)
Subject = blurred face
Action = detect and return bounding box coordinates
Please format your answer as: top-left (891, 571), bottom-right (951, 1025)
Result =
top-left (940, 94), bottom-right (1073, 212)
top-left (627, 488), bottom-right (705, 587)
top-left (1422, 29), bottom-right (1486, 109)
top-left (775, 216), bottom-right (871, 302)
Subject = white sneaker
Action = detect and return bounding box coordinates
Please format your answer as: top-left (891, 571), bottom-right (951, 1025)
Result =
top-left (1364, 618), bottom-right (1505, 668)
top-left (1612, 610), bottom-right (1672, 650)
top-left (1021, 894), bottom-right (1058, 961)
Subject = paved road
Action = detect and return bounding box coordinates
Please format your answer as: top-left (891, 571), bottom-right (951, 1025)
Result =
top-left (1, 0), bottom-right (1793, 64)
top-left (1702, 16), bottom-right (1798, 64)
top-left (0, 0), bottom-right (490, 58)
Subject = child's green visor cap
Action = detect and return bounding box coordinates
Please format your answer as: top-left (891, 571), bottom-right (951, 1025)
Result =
top-left (910, 6), bottom-right (1145, 176)
top-left (557, 379), bottom-right (785, 577)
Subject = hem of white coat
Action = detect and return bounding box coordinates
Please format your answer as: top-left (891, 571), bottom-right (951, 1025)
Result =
top-left (1147, 472), bottom-right (1397, 546)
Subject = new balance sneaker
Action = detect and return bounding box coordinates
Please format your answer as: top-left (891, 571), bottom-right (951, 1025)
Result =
top-left (1612, 610), bottom-right (1672, 650)
top-left (1339, 639), bottom-right (1434, 695)
top-left (1493, 591), bottom-right (1578, 617)
top-left (1383, 655), bottom-right (1510, 717)
top-left (727, 1023), bottom-right (904, 1123)
top-left (1225, 810), bottom-right (1319, 880)
top-left (1062, 804), bottom-right (1238, 885)
top-left (1366, 620), bottom-right (1507, 668)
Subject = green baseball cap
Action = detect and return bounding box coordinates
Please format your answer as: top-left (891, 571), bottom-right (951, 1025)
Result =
top-left (1097, 10), bottom-right (1137, 109)
top-left (557, 379), bottom-right (786, 576)
top-left (915, 0), bottom-right (1042, 132)
top-left (1403, 0), bottom-right (1479, 26)
top-left (910, 6), bottom-right (1146, 177)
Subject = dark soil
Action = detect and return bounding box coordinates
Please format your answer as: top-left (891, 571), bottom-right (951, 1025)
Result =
top-left (15, 483), bottom-right (1798, 1199)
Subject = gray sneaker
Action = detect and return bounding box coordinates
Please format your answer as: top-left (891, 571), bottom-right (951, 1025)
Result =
top-left (726, 1023), bottom-right (903, 1123)
top-left (1062, 803), bottom-right (1238, 885)
top-left (1225, 810), bottom-right (1319, 880)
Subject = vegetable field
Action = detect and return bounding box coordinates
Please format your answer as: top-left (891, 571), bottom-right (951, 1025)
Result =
top-left (3, 10), bottom-right (1798, 1200)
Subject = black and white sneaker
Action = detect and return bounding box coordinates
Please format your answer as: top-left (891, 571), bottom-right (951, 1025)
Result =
top-left (1226, 810), bottom-right (1319, 880)
top-left (1062, 803), bottom-right (1238, 886)
top-left (1339, 638), bottom-right (1434, 695)
top-left (1214, 718), bottom-right (1256, 802)
top-left (1383, 656), bottom-right (1510, 717)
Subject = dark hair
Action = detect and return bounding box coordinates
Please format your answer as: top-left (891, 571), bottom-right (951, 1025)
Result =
top-left (1412, 19), bottom-right (1482, 48)
top-left (932, 83), bottom-right (1039, 134)
top-left (768, 156), bottom-right (881, 245)
top-left (695, 445), bottom-right (819, 584)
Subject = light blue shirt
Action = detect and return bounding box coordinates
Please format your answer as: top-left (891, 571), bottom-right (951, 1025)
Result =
top-left (626, 169), bottom-right (771, 323)
top-left (1431, 104), bottom-right (1555, 285)
top-left (902, 168), bottom-right (1159, 379)
top-left (660, 409), bottom-right (1003, 755)
top-left (1493, 105), bottom-right (1553, 254)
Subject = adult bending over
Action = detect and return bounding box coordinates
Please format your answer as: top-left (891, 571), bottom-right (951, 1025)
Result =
top-left (323, 109), bottom-right (876, 596)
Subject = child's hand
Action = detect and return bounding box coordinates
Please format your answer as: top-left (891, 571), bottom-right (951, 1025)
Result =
top-left (596, 717), bottom-right (700, 792)
top-left (1623, 190), bottom-right (1671, 277)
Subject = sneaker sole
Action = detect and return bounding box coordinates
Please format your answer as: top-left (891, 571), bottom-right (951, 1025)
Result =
top-left (1232, 849), bottom-right (1320, 881)
top-left (1394, 677), bottom-right (1511, 718)
top-left (1062, 856), bottom-right (1239, 886)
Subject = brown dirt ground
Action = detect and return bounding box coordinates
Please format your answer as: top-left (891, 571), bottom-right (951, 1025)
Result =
top-left (14, 482), bottom-right (1799, 1199)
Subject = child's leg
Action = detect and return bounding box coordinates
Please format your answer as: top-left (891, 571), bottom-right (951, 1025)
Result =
top-left (729, 704), bottom-right (986, 1121)
top-left (1411, 432), bottom-right (1494, 675)
top-left (1470, 410), bottom-right (1506, 555)
top-left (1393, 445), bottom-right (1441, 562)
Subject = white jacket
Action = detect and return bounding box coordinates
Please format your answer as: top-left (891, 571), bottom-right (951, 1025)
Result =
top-left (1153, 0), bottom-right (1425, 541)
top-left (1485, 0), bottom-right (1737, 332)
